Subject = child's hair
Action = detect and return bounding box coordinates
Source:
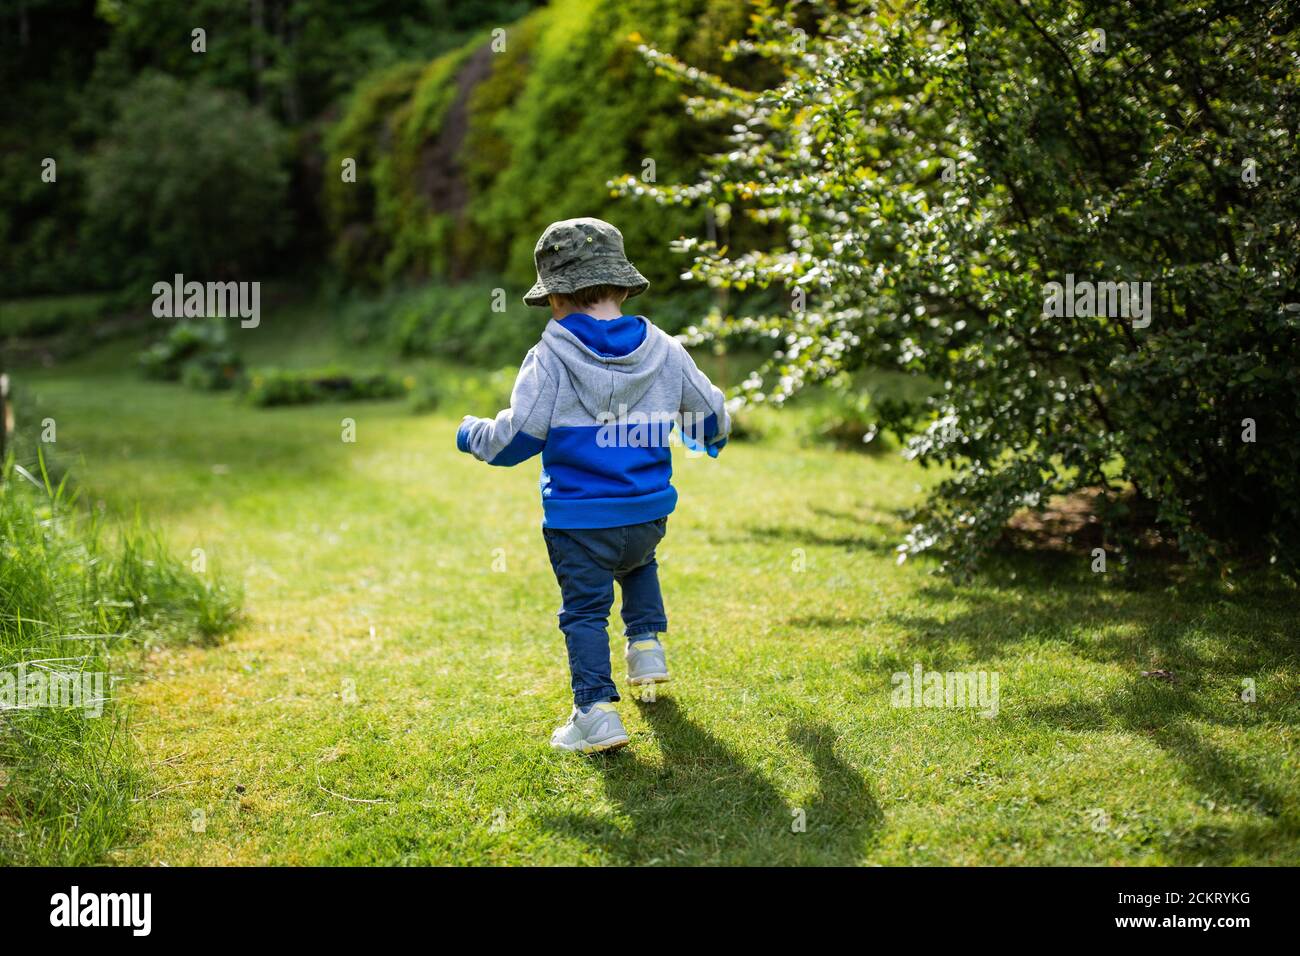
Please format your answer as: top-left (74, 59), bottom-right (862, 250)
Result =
top-left (548, 283), bottom-right (631, 310)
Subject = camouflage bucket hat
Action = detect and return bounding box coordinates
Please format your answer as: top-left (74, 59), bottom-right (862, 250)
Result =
top-left (523, 217), bottom-right (649, 307)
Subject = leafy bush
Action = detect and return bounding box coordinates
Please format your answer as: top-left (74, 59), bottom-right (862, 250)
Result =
top-left (179, 353), bottom-right (245, 392)
top-left (84, 74), bottom-right (289, 285)
top-left (333, 277), bottom-right (734, 373)
top-left (323, 0), bottom-right (768, 292)
top-left (244, 367), bottom-right (411, 407)
top-left (322, 60), bottom-right (431, 284)
top-left (0, 460), bottom-right (241, 864)
top-left (804, 387), bottom-right (888, 454)
top-left (409, 365), bottom-right (516, 416)
top-left (629, 0), bottom-right (1300, 577)
top-left (724, 407), bottom-right (764, 443)
top-left (391, 283), bottom-right (542, 363)
top-left (139, 319), bottom-right (244, 390)
top-left (334, 280), bottom-right (544, 364)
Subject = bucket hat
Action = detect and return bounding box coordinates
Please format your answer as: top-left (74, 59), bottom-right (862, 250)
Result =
top-left (523, 217), bottom-right (649, 307)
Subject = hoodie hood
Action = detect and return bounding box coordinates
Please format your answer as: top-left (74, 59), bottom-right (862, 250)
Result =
top-left (542, 316), bottom-right (669, 420)
top-left (557, 313), bottom-right (646, 357)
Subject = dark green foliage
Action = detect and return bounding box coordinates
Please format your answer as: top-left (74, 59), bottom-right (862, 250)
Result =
top-left (0, 1), bottom-right (111, 296)
top-left (323, 0), bottom-right (766, 291)
top-left (244, 367), bottom-right (410, 407)
top-left (631, 0), bottom-right (1300, 576)
top-left (334, 277), bottom-right (736, 371)
top-left (4, 1), bottom-right (539, 297)
top-left (390, 283), bottom-right (542, 364)
top-left (179, 352), bottom-right (247, 392)
top-left (0, 293), bottom-right (113, 339)
top-left (85, 0), bottom-right (541, 125)
top-left (321, 61), bottom-right (428, 283)
top-left (84, 74), bottom-right (290, 285)
top-left (409, 365), bottom-right (517, 415)
top-left (139, 319), bottom-right (245, 390)
top-left (334, 280), bottom-right (553, 365)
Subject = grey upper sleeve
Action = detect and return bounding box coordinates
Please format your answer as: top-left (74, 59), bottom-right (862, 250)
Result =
top-left (677, 341), bottom-right (730, 449)
top-left (457, 348), bottom-right (556, 466)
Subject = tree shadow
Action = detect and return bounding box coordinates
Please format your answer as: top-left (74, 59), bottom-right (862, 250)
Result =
top-left (727, 520), bottom-right (903, 555)
top-left (1021, 683), bottom-right (1297, 864)
top-left (538, 698), bottom-right (882, 865)
top-left (828, 559), bottom-right (1299, 864)
top-left (878, 563), bottom-right (1297, 675)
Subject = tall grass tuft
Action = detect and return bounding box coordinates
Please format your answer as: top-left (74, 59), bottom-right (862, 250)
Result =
top-left (0, 454), bottom-right (242, 864)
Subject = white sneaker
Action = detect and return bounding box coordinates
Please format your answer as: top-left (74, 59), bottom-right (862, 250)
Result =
top-left (626, 637), bottom-right (670, 685)
top-left (550, 702), bottom-right (630, 754)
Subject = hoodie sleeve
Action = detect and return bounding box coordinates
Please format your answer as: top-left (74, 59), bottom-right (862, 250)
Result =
top-left (676, 341), bottom-right (731, 458)
top-left (456, 348), bottom-right (556, 466)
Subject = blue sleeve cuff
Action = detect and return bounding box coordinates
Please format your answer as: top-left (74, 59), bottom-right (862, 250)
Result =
top-left (456, 422), bottom-right (473, 453)
top-left (681, 432), bottom-right (725, 458)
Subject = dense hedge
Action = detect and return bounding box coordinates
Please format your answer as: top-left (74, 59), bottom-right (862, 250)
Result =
top-left (323, 60), bottom-right (438, 284)
top-left (323, 0), bottom-right (769, 296)
top-left (632, 0), bottom-right (1300, 576)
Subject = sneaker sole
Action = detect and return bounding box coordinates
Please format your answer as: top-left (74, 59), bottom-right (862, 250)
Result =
top-left (580, 737), bottom-right (629, 755)
top-left (550, 735), bottom-right (630, 754)
top-left (627, 673), bottom-right (670, 685)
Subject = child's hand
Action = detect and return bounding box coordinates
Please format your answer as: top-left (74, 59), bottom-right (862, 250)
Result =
top-left (456, 415), bottom-right (478, 454)
top-left (680, 429), bottom-right (726, 459)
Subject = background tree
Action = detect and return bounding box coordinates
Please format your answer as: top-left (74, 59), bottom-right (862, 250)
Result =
top-left (83, 74), bottom-right (290, 284)
top-left (619, 0), bottom-right (1300, 577)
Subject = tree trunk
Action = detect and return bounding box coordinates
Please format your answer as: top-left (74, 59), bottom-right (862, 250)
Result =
top-left (250, 0), bottom-right (265, 104)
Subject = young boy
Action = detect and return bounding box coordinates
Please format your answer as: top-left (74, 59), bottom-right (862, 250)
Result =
top-left (456, 217), bottom-right (729, 753)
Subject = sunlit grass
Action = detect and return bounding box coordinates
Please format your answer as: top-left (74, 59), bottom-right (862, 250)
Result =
top-left (0, 459), bottom-right (241, 865)
top-left (11, 336), bottom-right (1299, 865)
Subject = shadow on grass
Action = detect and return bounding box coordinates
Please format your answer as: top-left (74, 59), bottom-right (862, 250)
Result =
top-left (814, 549), bottom-right (1299, 864)
top-left (539, 698), bottom-right (882, 865)
top-left (780, 548), bottom-right (1295, 673)
top-left (1022, 684), bottom-right (1298, 864)
top-left (729, 504), bottom-right (911, 556)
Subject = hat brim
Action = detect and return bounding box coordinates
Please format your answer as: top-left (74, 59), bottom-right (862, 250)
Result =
top-left (523, 259), bottom-right (649, 307)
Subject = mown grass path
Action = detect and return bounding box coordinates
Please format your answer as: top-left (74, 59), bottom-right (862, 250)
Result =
top-left (24, 361), bottom-right (1300, 865)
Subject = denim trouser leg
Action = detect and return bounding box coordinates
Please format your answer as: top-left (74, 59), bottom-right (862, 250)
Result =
top-left (543, 518), bottom-right (669, 707)
top-left (545, 534), bottom-right (618, 706)
top-left (618, 556), bottom-right (667, 639)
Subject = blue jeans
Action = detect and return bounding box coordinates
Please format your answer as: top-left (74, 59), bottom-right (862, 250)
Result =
top-left (542, 517), bottom-right (669, 706)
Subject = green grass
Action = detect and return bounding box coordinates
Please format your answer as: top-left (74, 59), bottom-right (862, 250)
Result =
top-left (9, 312), bottom-right (1299, 865)
top-left (0, 461), bottom-right (241, 865)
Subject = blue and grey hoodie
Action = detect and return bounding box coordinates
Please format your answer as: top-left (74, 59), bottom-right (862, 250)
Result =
top-left (456, 313), bottom-right (729, 529)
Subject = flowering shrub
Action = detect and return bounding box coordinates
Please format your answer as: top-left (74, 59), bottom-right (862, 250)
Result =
top-left (618, 0), bottom-right (1300, 577)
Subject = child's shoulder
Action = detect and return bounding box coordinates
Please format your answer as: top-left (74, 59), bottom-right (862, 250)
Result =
top-left (518, 339), bottom-right (553, 375)
top-left (635, 315), bottom-right (678, 346)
